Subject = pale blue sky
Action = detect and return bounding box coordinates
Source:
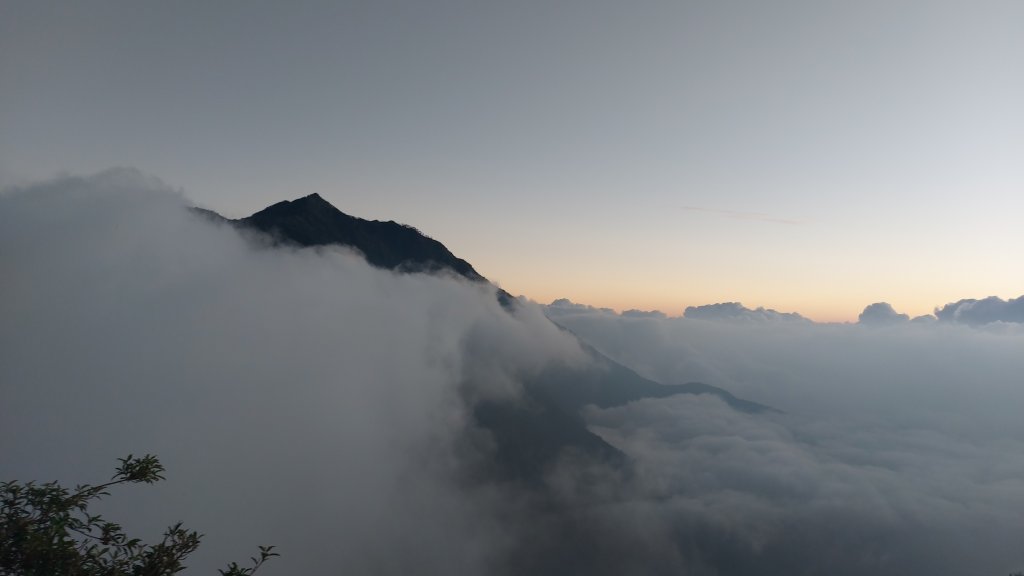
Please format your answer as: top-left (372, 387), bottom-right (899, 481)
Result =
top-left (3, 0), bottom-right (1022, 319)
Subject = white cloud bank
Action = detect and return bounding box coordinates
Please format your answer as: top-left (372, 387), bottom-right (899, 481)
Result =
top-left (0, 169), bottom-right (584, 574)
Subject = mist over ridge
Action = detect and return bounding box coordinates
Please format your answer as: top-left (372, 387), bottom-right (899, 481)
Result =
top-left (3, 169), bottom-right (1024, 575)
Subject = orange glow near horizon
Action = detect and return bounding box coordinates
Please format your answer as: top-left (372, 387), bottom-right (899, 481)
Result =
top-left (491, 273), bottom-right (1023, 325)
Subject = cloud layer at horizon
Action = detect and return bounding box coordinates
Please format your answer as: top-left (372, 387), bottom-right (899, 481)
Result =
top-left (545, 298), bottom-right (1024, 574)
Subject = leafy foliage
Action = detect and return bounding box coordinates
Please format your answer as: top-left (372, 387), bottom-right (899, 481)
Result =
top-left (0, 455), bottom-right (276, 576)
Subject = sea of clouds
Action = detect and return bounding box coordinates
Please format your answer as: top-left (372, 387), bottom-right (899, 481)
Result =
top-left (3, 169), bottom-right (1024, 575)
top-left (545, 299), bottom-right (1024, 574)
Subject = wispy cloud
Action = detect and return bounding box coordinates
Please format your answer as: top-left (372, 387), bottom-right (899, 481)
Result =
top-left (680, 205), bottom-right (802, 225)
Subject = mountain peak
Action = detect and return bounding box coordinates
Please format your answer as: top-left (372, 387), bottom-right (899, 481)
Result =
top-left (297, 192), bottom-right (328, 204)
top-left (282, 192), bottom-right (337, 213)
top-left (236, 194), bottom-right (485, 282)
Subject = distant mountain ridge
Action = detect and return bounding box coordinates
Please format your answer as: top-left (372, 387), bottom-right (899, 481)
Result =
top-left (194, 194), bottom-right (774, 483)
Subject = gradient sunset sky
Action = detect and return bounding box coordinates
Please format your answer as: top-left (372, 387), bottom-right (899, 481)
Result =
top-left (3, 1), bottom-right (1021, 321)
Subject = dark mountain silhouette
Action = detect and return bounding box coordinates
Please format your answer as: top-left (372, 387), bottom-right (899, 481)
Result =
top-left (241, 194), bottom-right (485, 280)
top-left (533, 337), bottom-right (774, 415)
top-left (195, 194), bottom-right (773, 483)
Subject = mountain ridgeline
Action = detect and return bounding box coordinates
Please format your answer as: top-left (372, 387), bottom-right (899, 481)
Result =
top-left (195, 194), bottom-right (773, 483)
top-left (241, 194), bottom-right (485, 280)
